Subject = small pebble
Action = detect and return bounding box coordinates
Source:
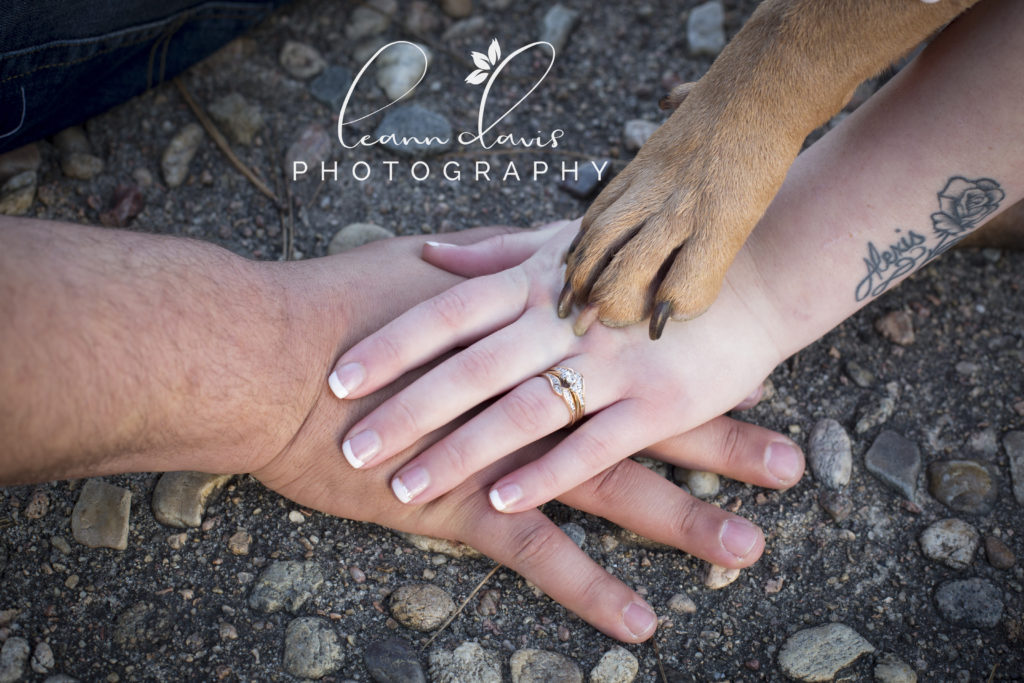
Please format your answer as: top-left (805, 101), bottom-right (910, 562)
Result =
top-left (71, 479), bottom-right (131, 550)
top-left (777, 623), bottom-right (874, 682)
top-left (854, 384), bottom-right (898, 434)
top-left (429, 641), bottom-right (501, 683)
top-left (99, 183), bottom-right (144, 228)
top-left (161, 123), bottom-right (204, 188)
top-left (928, 460), bottom-right (998, 514)
top-left (24, 489), bottom-right (49, 519)
top-left (346, 0), bottom-right (397, 41)
top-left (279, 41), bottom-right (327, 80)
top-left (875, 310), bottom-right (915, 346)
top-left (364, 637), bottom-right (426, 683)
top-left (375, 43), bottom-right (432, 101)
top-left (328, 222), bottom-right (395, 254)
top-left (864, 430), bottom-right (920, 500)
top-left (152, 472), bottom-right (232, 528)
top-left (219, 623), bottom-right (238, 640)
top-left (227, 530), bottom-right (252, 555)
top-left (0, 171), bottom-right (37, 216)
top-left (441, 0), bottom-right (472, 18)
top-left (684, 470), bottom-right (720, 499)
top-left (1004, 430), bottom-right (1024, 504)
top-left (284, 124), bottom-right (332, 177)
top-left (984, 535), bottom-right (1015, 570)
top-left (405, 1), bottom-right (441, 35)
top-left (874, 653), bottom-right (917, 683)
top-left (60, 153), bottom-right (104, 180)
top-left (283, 617), bottom-right (342, 679)
top-left (919, 519), bottom-right (979, 570)
top-left (208, 93), bottom-right (263, 146)
top-left (818, 490), bottom-right (853, 523)
top-left (167, 533), bottom-right (187, 550)
top-left (558, 522), bottom-right (586, 548)
top-left (389, 583), bottom-right (456, 631)
top-left (53, 126), bottom-right (90, 155)
top-left (0, 143), bottom-right (40, 183)
top-left (373, 104), bottom-right (451, 157)
top-left (248, 561), bottom-right (324, 614)
top-left (934, 578), bottom-right (1003, 628)
top-left (965, 427), bottom-right (999, 458)
top-left (558, 159), bottom-right (611, 199)
top-left (686, 1), bottom-right (726, 56)
top-left (623, 119), bottom-right (659, 151)
top-left (288, 510), bottom-right (306, 524)
top-left (392, 531), bottom-right (483, 559)
top-left (845, 360), bottom-right (875, 388)
top-left (50, 536), bottom-right (71, 555)
top-left (704, 563), bottom-right (740, 589)
top-left (667, 593), bottom-right (696, 614)
top-left (589, 646), bottom-right (638, 683)
top-left (443, 16), bottom-right (487, 41)
top-left (808, 419), bottom-right (852, 490)
top-left (30, 641), bottom-right (54, 674)
top-left (310, 66), bottom-right (354, 111)
top-left (509, 648), bottom-right (582, 683)
top-left (539, 5), bottom-right (579, 54)
top-left (0, 637), bottom-right (30, 683)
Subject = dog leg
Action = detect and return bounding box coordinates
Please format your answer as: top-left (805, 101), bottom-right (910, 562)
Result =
top-left (566, 0), bottom-right (979, 338)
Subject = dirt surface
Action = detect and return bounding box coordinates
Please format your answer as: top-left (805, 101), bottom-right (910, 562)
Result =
top-left (1, 0), bottom-right (1022, 680)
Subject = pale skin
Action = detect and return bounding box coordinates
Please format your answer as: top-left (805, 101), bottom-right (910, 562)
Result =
top-left (0, 218), bottom-right (801, 643)
top-left (329, 0), bottom-right (1023, 511)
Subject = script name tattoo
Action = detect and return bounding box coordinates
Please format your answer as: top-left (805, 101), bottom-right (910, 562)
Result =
top-left (855, 176), bottom-right (1004, 302)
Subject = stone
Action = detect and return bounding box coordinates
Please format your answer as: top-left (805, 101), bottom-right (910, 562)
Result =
top-left (0, 143), bottom-right (40, 183)
top-left (310, 66), bottom-right (354, 111)
top-left (935, 578), bottom-right (1003, 628)
top-left (24, 488), bottom-right (49, 519)
top-left (405, 1), bottom-right (441, 34)
top-left (152, 472), bottom-right (232, 528)
top-left (984, 536), bottom-right (1015, 569)
top-left (509, 648), bottom-right (582, 683)
top-left (428, 641), bottom-right (501, 683)
top-left (705, 563), bottom-right (740, 589)
top-left (819, 490), bottom-right (854, 522)
top-left (328, 222), bottom-right (395, 254)
top-left (559, 522), bottom-right (586, 548)
top-left (589, 646), bottom-right (638, 683)
top-left (98, 183), bottom-right (144, 228)
top-left (60, 153), bottom-right (103, 180)
top-left (0, 170), bottom-right (36, 215)
top-left (777, 623), bottom-right (874, 682)
top-left (389, 583), bottom-right (455, 631)
top-left (667, 593), bottom-right (697, 614)
top-left (558, 160), bottom-right (610, 198)
top-left (375, 43), bottom-right (432, 101)
top-left (808, 419), bottom-right (852, 490)
top-left (374, 104), bottom-right (451, 157)
top-left (845, 360), bottom-right (875, 388)
top-left (539, 4), bottom-right (579, 54)
top-left (284, 123), bottom-right (332, 177)
top-left (875, 310), bottom-right (915, 345)
top-left (288, 510), bottom-right (305, 524)
top-left (346, 0), bottom-right (397, 41)
top-left (965, 427), bottom-right (999, 458)
top-left (441, 0), bottom-right (472, 18)
top-left (227, 529), bottom-right (252, 555)
top-left (854, 384), bottom-right (898, 434)
top-left (1005, 431), bottom-right (1024, 504)
top-left (50, 536), bottom-right (71, 555)
top-left (219, 622), bottom-right (238, 640)
top-left (279, 41), bottom-right (326, 80)
top-left (0, 637), bottom-right (29, 683)
top-left (874, 653), bottom-right (916, 683)
top-left (864, 430), bottom-right (920, 500)
top-left (392, 531), bottom-right (483, 558)
top-left (71, 478), bottom-right (130, 550)
top-left (442, 16), bottom-right (487, 41)
top-left (928, 460), bottom-right (998, 514)
top-left (30, 641), bottom-right (54, 674)
top-left (248, 561), bottom-right (324, 613)
top-left (623, 119), bottom-right (659, 151)
top-left (113, 602), bottom-right (172, 646)
top-left (53, 126), bottom-right (91, 156)
top-left (364, 638), bottom-right (426, 683)
top-left (684, 470), bottom-right (720, 499)
top-left (161, 123), bottom-right (204, 188)
top-left (207, 93), bottom-right (263, 146)
top-left (687, 1), bottom-right (726, 56)
top-left (42, 676), bottom-right (79, 683)
top-left (283, 617), bottom-right (342, 679)
top-left (919, 519), bottom-right (979, 570)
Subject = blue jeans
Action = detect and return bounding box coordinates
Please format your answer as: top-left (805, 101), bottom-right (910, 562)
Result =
top-left (0, 1), bottom-right (289, 153)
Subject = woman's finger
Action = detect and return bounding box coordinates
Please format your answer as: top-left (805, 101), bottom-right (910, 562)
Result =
top-left (422, 223), bottom-right (569, 276)
top-left (328, 267), bottom-right (531, 400)
top-left (559, 457), bottom-right (766, 568)
top-left (340, 310), bottom-right (573, 470)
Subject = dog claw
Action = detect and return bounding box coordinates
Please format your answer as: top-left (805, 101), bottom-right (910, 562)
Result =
top-left (557, 281), bottom-right (575, 318)
top-left (565, 230), bottom-right (583, 264)
top-left (649, 301), bottom-right (672, 340)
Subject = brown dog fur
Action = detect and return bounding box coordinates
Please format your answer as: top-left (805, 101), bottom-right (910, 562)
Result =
top-left (563, 0), bottom-right (979, 338)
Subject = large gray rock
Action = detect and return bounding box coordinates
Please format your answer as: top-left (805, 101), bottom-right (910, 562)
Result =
top-left (864, 430), bottom-right (920, 500)
top-left (687, 1), bottom-right (725, 56)
top-left (279, 41), bottom-right (326, 80)
top-left (365, 638), bottom-right (426, 683)
top-left (539, 4), bottom-right (579, 54)
top-left (874, 653), bottom-right (917, 683)
top-left (151, 472), bottom-right (232, 528)
top-left (71, 479), bottom-right (131, 550)
top-left (389, 583), bottom-right (455, 631)
top-left (346, 0), bottom-right (397, 40)
top-left (509, 648), bottom-right (582, 683)
top-left (919, 518), bottom-right (979, 570)
top-left (589, 646), bottom-right (638, 683)
top-left (283, 617), bottom-right (342, 679)
top-left (248, 561), bottom-right (324, 613)
top-left (373, 104), bottom-right (451, 157)
top-left (375, 43), bottom-right (431, 101)
top-left (429, 641), bottom-right (501, 683)
top-left (161, 123), bottom-right (204, 187)
top-left (928, 459), bottom-right (998, 514)
top-left (0, 637), bottom-right (29, 683)
top-left (935, 578), bottom-right (1003, 628)
top-left (623, 119), bottom-right (659, 152)
top-left (808, 419), bottom-right (852, 490)
top-left (778, 623), bottom-right (874, 681)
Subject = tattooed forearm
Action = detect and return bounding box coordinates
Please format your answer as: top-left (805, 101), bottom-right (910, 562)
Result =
top-left (854, 176), bottom-right (1005, 302)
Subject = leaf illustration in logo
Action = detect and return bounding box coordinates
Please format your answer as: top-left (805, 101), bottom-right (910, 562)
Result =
top-left (487, 38), bottom-right (501, 65)
top-left (465, 39), bottom-right (501, 86)
top-left (470, 51), bottom-right (491, 71)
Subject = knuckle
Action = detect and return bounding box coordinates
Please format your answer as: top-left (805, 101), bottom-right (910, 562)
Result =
top-left (571, 430), bottom-right (613, 474)
top-left (371, 330), bottom-right (405, 370)
top-left (586, 460), bottom-right (640, 506)
top-left (717, 420), bottom-right (748, 473)
top-left (455, 343), bottom-right (502, 383)
top-left (433, 435), bottom-right (475, 480)
top-left (428, 286), bottom-right (471, 329)
top-left (388, 393), bottom-right (421, 437)
top-left (507, 520), bottom-right (562, 571)
top-left (671, 497), bottom-right (702, 542)
top-left (501, 389), bottom-right (551, 435)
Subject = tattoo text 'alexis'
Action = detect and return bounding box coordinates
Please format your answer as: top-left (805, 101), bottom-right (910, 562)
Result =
top-left (855, 176), bottom-right (1004, 302)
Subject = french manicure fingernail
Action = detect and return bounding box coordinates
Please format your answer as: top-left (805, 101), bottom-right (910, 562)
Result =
top-left (391, 466), bottom-right (430, 503)
top-left (622, 601), bottom-right (657, 639)
top-left (719, 519), bottom-right (760, 560)
top-left (425, 241), bottom-right (455, 248)
top-left (342, 430), bottom-right (381, 469)
top-left (489, 483), bottom-right (523, 512)
top-left (765, 441), bottom-right (802, 484)
top-left (328, 362), bottom-right (365, 399)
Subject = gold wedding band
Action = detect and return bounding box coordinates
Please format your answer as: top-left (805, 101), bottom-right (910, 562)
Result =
top-left (542, 366), bottom-right (586, 426)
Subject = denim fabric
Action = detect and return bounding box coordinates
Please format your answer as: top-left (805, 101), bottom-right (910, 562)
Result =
top-left (0, 1), bottom-right (289, 152)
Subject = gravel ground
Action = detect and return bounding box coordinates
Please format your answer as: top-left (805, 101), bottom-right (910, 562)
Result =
top-left (1, 0), bottom-right (1022, 681)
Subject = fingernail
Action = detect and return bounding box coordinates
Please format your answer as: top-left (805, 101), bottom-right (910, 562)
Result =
top-left (765, 441), bottom-right (802, 484)
top-left (557, 281), bottom-right (575, 318)
top-left (622, 601), bottom-right (657, 639)
top-left (328, 362), bottom-right (365, 399)
top-left (719, 519), bottom-right (759, 560)
top-left (391, 466), bottom-right (430, 503)
top-left (425, 241), bottom-right (455, 248)
top-left (734, 384), bottom-right (764, 411)
top-left (489, 482), bottom-right (523, 512)
top-left (342, 430), bottom-right (380, 469)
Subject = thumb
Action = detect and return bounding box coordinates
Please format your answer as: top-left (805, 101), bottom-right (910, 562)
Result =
top-left (422, 219), bottom-right (579, 276)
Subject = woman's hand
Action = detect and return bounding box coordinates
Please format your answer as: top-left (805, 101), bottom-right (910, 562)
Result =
top-left (326, 220), bottom-right (801, 514)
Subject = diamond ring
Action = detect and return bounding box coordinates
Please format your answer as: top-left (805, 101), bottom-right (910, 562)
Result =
top-left (541, 366), bottom-right (585, 426)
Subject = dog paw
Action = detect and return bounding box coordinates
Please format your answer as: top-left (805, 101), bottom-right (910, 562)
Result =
top-left (564, 98), bottom-right (793, 339)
